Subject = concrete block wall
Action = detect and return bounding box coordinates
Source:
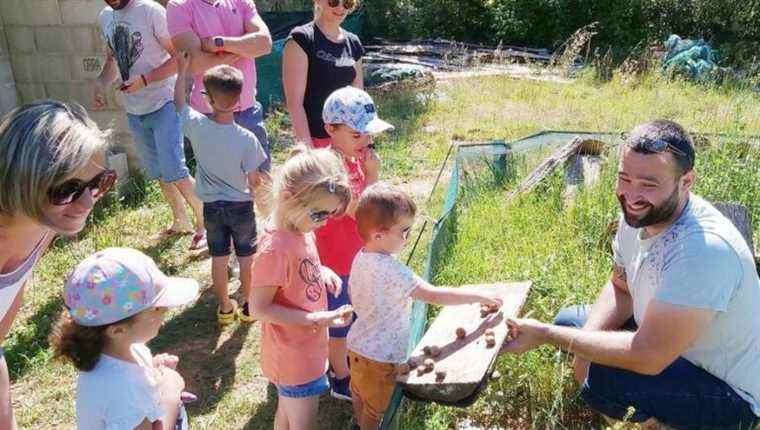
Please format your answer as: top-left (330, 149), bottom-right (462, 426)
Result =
top-left (0, 12), bottom-right (20, 118)
top-left (0, 0), bottom-right (308, 169)
top-left (0, 0), bottom-right (137, 167)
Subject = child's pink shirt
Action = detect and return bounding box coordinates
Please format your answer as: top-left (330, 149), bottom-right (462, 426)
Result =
top-left (251, 228), bottom-right (329, 385)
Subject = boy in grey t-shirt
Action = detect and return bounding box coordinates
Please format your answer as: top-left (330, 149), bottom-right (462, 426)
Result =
top-left (174, 52), bottom-right (268, 325)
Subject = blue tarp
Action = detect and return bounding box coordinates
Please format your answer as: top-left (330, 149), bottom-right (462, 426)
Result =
top-left (661, 34), bottom-right (729, 82)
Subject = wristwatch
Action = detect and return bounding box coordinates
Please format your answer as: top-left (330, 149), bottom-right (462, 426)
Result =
top-left (214, 37), bottom-right (224, 49)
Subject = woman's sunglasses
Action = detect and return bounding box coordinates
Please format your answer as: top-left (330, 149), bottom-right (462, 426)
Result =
top-left (48, 169), bottom-right (117, 206)
top-left (327, 0), bottom-right (356, 10)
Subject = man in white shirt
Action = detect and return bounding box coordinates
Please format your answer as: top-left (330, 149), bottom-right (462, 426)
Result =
top-left (502, 120), bottom-right (760, 429)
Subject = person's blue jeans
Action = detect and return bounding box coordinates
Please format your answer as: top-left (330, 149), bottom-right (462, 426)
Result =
top-left (203, 200), bottom-right (256, 257)
top-left (126, 101), bottom-right (190, 182)
top-left (234, 102), bottom-right (270, 172)
top-left (275, 374), bottom-right (330, 398)
top-left (555, 305), bottom-right (760, 429)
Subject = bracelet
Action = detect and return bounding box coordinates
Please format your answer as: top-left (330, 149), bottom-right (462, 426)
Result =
top-left (141, 74), bottom-right (148, 87)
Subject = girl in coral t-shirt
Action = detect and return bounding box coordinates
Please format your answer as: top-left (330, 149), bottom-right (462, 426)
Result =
top-left (251, 147), bottom-right (354, 428)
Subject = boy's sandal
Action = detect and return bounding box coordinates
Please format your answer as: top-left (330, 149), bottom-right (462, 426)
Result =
top-left (189, 232), bottom-right (207, 250)
top-left (217, 299), bottom-right (238, 326)
top-left (238, 302), bottom-right (256, 323)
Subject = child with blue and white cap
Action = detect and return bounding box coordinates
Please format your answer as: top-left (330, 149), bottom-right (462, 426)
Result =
top-left (313, 86), bottom-right (394, 400)
top-left (50, 247), bottom-right (199, 429)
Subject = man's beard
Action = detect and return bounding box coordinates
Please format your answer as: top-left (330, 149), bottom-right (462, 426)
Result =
top-left (618, 186), bottom-right (681, 228)
top-left (111, 0), bottom-right (130, 10)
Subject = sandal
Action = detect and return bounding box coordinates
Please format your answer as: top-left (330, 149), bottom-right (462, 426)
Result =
top-left (217, 299), bottom-right (238, 326)
top-left (238, 302), bottom-right (255, 323)
top-left (160, 227), bottom-right (193, 237)
top-left (189, 232), bottom-right (207, 250)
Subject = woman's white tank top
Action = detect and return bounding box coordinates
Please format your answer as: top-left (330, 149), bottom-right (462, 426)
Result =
top-left (0, 233), bottom-right (50, 321)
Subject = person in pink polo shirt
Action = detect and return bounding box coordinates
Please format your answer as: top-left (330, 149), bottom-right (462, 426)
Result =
top-left (166, 0), bottom-right (273, 172)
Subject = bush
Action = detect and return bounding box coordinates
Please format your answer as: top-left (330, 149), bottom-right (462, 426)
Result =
top-left (364, 0), bottom-right (760, 66)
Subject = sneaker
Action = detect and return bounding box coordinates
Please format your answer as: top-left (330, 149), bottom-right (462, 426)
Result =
top-left (217, 299), bottom-right (238, 326)
top-left (329, 373), bottom-right (352, 401)
top-left (238, 302), bottom-right (255, 323)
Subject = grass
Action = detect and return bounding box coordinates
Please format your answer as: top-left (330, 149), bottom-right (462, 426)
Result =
top-left (8, 70), bottom-right (760, 429)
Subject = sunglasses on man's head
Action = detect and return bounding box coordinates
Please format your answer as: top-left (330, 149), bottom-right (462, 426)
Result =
top-left (308, 208), bottom-right (338, 223)
top-left (622, 133), bottom-right (688, 158)
top-left (327, 0), bottom-right (356, 9)
top-left (49, 169), bottom-right (117, 206)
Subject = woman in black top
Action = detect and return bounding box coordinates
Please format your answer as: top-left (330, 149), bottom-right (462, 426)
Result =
top-left (283, 0), bottom-right (364, 148)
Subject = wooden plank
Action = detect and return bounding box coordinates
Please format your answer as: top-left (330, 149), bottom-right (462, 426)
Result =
top-left (506, 137), bottom-right (584, 202)
top-left (563, 154), bottom-right (603, 205)
top-left (397, 282), bottom-right (531, 404)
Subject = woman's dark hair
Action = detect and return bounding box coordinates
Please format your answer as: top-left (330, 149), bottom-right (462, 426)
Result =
top-left (49, 311), bottom-right (133, 372)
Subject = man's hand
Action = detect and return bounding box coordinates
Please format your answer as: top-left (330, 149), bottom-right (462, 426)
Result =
top-left (500, 317), bottom-right (549, 355)
top-left (320, 266), bottom-right (342, 297)
top-left (177, 51), bottom-right (190, 74)
top-left (120, 75), bottom-right (147, 94)
top-left (92, 82), bottom-right (107, 110)
top-left (200, 36), bottom-right (223, 54)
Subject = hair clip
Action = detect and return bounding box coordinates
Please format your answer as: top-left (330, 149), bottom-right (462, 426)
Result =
top-left (327, 180), bottom-right (336, 193)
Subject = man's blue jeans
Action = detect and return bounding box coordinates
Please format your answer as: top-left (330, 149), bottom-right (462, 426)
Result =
top-left (555, 305), bottom-right (759, 429)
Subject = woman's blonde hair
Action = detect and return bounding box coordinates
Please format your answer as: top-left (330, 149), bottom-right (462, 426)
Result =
top-left (0, 100), bottom-right (110, 221)
top-left (272, 145), bottom-right (351, 227)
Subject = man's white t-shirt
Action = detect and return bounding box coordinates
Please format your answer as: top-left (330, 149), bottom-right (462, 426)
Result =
top-left (76, 344), bottom-right (187, 430)
top-left (98, 0), bottom-right (176, 115)
top-left (613, 194), bottom-right (760, 415)
top-left (347, 250), bottom-right (424, 363)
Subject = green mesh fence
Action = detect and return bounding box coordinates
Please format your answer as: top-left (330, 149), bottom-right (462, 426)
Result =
top-left (379, 130), bottom-right (759, 427)
top-left (380, 141), bottom-right (510, 429)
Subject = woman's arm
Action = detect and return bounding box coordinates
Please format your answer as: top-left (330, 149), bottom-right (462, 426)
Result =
top-left (352, 59), bottom-right (364, 89)
top-left (282, 40), bottom-right (314, 146)
top-left (0, 356), bottom-right (16, 430)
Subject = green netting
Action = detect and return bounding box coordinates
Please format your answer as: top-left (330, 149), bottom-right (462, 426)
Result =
top-left (380, 130), bottom-right (760, 427)
top-left (255, 11), bottom-right (366, 113)
top-left (380, 141), bottom-right (510, 429)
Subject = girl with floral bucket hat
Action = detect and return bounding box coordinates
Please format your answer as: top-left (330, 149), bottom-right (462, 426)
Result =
top-left (50, 247), bottom-right (199, 429)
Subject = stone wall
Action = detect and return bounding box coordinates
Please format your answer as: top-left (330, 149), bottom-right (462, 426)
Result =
top-left (0, 11), bottom-right (20, 118)
top-left (0, 0), bottom-right (309, 171)
top-left (1, 0), bottom-right (135, 164)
